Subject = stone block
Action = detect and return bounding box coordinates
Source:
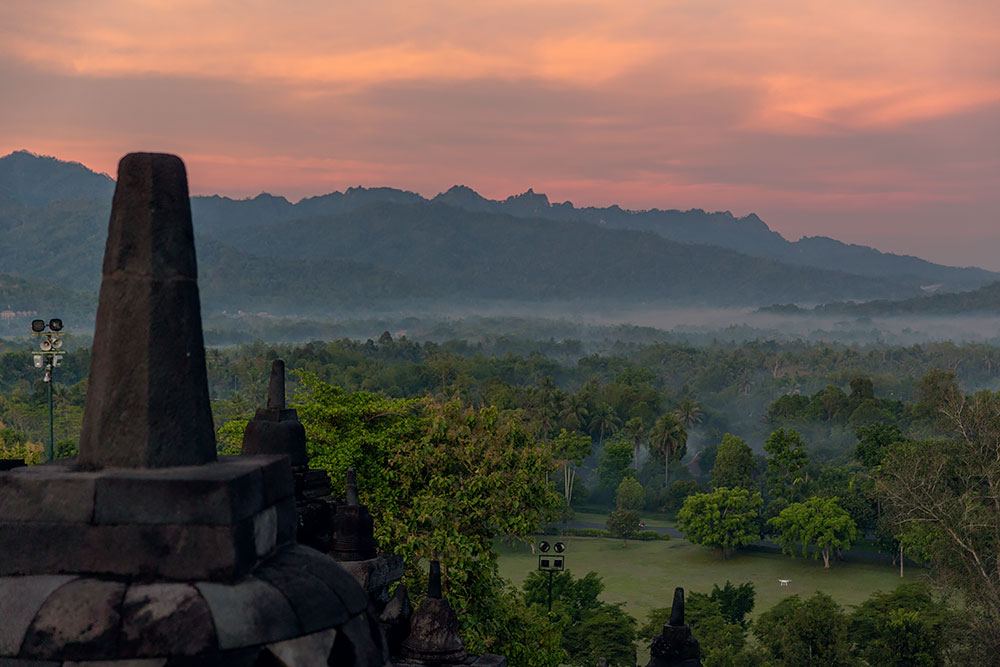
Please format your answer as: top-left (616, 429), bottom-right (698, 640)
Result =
top-left (253, 507), bottom-right (277, 558)
top-left (274, 497), bottom-right (298, 547)
top-left (0, 575), bottom-right (75, 655)
top-left (195, 579), bottom-right (299, 650)
top-left (119, 584), bottom-right (215, 657)
top-left (20, 579), bottom-right (125, 661)
top-left (161, 647), bottom-right (261, 666)
top-left (251, 456), bottom-right (294, 506)
top-left (242, 417), bottom-right (308, 468)
top-left (0, 467), bottom-right (97, 523)
top-left (263, 628), bottom-right (338, 667)
top-left (93, 464), bottom-right (263, 526)
top-left (329, 613), bottom-right (387, 665)
top-left (378, 584), bottom-right (411, 655)
top-left (267, 546), bottom-right (368, 616)
top-left (0, 521), bottom-right (257, 582)
top-left (255, 560), bottom-right (351, 632)
top-left (64, 660), bottom-right (167, 666)
top-left (340, 555), bottom-right (404, 599)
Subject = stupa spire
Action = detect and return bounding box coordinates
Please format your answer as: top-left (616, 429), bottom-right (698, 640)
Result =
top-left (78, 153), bottom-right (216, 468)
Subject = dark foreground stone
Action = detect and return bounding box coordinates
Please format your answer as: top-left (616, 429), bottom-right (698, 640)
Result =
top-left (78, 153), bottom-right (216, 469)
top-left (0, 547), bottom-right (387, 664)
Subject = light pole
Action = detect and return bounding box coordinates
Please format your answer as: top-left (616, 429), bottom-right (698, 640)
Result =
top-left (536, 540), bottom-right (567, 612)
top-left (31, 318), bottom-right (64, 462)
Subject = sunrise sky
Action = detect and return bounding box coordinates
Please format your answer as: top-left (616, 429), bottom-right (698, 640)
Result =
top-left (2, 1), bottom-right (999, 267)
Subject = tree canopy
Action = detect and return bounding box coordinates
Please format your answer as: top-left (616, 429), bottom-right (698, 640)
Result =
top-left (711, 433), bottom-right (755, 490)
top-left (769, 496), bottom-right (857, 568)
top-left (677, 487), bottom-right (762, 557)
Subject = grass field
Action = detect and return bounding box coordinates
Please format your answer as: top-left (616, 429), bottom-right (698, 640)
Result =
top-left (498, 535), bottom-right (917, 628)
top-left (570, 510), bottom-right (676, 531)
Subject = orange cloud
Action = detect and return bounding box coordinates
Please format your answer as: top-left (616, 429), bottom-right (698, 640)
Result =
top-left (1, 0), bottom-right (999, 266)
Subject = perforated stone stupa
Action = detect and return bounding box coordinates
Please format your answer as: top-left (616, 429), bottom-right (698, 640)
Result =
top-left (0, 153), bottom-right (387, 665)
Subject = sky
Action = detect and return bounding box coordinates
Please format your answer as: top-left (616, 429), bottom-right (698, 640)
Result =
top-left (2, 1), bottom-right (999, 268)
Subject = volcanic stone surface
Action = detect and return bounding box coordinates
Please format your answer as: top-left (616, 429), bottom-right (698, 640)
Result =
top-left (0, 456), bottom-right (295, 581)
top-left (400, 561), bottom-right (468, 663)
top-left (242, 360), bottom-right (308, 467)
top-left (0, 153), bottom-right (390, 665)
top-left (78, 152), bottom-right (216, 469)
top-left (0, 546), bottom-right (386, 664)
top-left (648, 587), bottom-right (702, 667)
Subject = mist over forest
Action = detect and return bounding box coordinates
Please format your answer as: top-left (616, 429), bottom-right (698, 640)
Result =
top-left (5, 149), bottom-right (1000, 664)
top-left (4, 149), bottom-right (1000, 346)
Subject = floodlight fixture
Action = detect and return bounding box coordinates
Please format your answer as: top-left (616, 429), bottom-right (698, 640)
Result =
top-left (33, 354), bottom-right (43, 369)
top-left (31, 319), bottom-right (46, 333)
top-left (48, 318), bottom-right (63, 332)
top-left (52, 355), bottom-right (62, 367)
top-left (538, 540), bottom-right (551, 553)
top-left (554, 542), bottom-right (566, 553)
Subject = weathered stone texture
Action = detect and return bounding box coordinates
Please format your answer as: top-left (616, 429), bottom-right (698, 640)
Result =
top-left (264, 627), bottom-right (338, 666)
top-left (401, 562), bottom-right (467, 663)
top-left (195, 579), bottom-right (298, 650)
top-left (119, 584), bottom-right (215, 657)
top-left (20, 579), bottom-right (126, 661)
top-left (78, 153), bottom-right (215, 469)
top-left (0, 153), bottom-right (392, 665)
top-left (242, 361), bottom-right (308, 467)
top-left (0, 469), bottom-right (97, 523)
top-left (268, 546), bottom-right (369, 616)
top-left (0, 576), bottom-right (75, 655)
top-left (340, 555), bottom-right (404, 601)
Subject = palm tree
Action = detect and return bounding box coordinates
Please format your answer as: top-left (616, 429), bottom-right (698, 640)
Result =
top-left (650, 413), bottom-right (688, 486)
top-left (623, 417), bottom-right (647, 472)
top-left (674, 398), bottom-right (704, 430)
top-left (559, 394), bottom-right (590, 432)
top-left (589, 404), bottom-right (621, 447)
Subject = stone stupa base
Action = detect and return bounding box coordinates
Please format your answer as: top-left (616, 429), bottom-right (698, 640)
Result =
top-left (0, 457), bottom-right (389, 665)
top-left (0, 545), bottom-right (385, 665)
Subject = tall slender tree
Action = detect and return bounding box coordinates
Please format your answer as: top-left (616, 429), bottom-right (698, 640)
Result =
top-left (552, 428), bottom-right (593, 507)
top-left (674, 398), bottom-right (704, 430)
top-left (650, 413), bottom-right (688, 486)
top-left (623, 416), bottom-right (646, 472)
top-left (589, 404), bottom-right (621, 448)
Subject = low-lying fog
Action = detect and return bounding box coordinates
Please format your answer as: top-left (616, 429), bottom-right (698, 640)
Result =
top-left (6, 303), bottom-right (1000, 348)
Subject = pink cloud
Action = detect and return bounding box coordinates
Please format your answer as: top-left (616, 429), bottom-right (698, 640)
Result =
top-left (0, 0), bottom-right (998, 266)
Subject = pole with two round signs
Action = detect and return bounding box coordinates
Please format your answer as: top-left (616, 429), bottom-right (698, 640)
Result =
top-left (537, 540), bottom-right (566, 611)
top-left (30, 318), bottom-right (65, 462)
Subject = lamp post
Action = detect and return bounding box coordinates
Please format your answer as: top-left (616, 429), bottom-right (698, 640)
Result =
top-left (31, 318), bottom-right (64, 462)
top-left (536, 540), bottom-right (567, 612)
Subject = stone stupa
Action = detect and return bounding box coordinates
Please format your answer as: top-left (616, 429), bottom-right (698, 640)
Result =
top-left (0, 153), bottom-right (388, 665)
top-left (647, 587), bottom-right (702, 667)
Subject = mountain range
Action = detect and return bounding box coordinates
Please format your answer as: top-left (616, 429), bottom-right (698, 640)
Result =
top-left (1, 150), bottom-right (995, 322)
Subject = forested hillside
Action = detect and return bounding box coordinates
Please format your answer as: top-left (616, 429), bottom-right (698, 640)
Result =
top-left (6, 150), bottom-right (991, 317)
top-left (764, 280), bottom-right (1000, 317)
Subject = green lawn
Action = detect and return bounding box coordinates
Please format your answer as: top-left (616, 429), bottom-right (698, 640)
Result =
top-left (569, 510), bottom-right (676, 530)
top-left (499, 535), bottom-right (917, 628)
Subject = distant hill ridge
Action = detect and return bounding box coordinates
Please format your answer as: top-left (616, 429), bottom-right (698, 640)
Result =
top-left (762, 281), bottom-right (1000, 317)
top-left (0, 150), bottom-right (993, 316)
top-left (190, 179), bottom-right (996, 292)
